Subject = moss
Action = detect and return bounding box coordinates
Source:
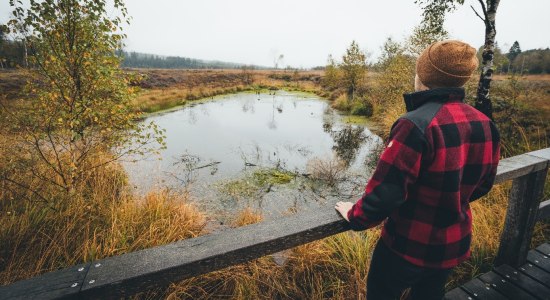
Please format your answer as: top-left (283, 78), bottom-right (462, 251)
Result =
top-left (342, 115), bottom-right (369, 125)
top-left (219, 179), bottom-right (259, 199)
top-left (252, 169), bottom-right (295, 185)
top-left (218, 168), bottom-right (296, 200)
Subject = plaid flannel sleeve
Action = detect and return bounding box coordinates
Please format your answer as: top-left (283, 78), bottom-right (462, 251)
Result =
top-left (347, 118), bottom-right (426, 230)
top-left (469, 121), bottom-right (501, 202)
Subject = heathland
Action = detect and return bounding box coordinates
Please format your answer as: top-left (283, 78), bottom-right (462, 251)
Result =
top-left (3, 0), bottom-right (550, 297)
top-left (1, 63), bottom-right (550, 299)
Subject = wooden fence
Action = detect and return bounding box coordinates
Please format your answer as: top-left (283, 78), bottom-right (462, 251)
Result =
top-left (1, 148), bottom-right (549, 300)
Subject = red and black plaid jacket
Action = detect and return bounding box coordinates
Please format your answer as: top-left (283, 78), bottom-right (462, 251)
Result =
top-left (348, 87), bottom-right (500, 269)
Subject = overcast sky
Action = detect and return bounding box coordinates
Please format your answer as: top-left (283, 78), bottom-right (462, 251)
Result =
top-left (2, 0), bottom-right (549, 68)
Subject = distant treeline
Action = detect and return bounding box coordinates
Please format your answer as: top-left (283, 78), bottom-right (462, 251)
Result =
top-left (0, 28), bottom-right (28, 69)
top-left (511, 49), bottom-right (550, 74)
top-left (481, 41), bottom-right (550, 75)
top-left (0, 33), bottom-right (261, 70)
top-left (1, 31), bottom-right (549, 73)
top-left (118, 51), bottom-right (258, 70)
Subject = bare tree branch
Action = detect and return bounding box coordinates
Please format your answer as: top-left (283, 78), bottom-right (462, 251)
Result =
top-left (470, 5), bottom-right (486, 23)
top-left (1, 175), bottom-right (56, 210)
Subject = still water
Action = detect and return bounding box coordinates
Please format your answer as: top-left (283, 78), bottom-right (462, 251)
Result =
top-left (124, 91), bottom-right (382, 220)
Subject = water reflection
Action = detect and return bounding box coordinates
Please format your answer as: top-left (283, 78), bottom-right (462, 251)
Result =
top-left (332, 126), bottom-right (368, 165)
top-left (322, 121), bottom-right (367, 165)
top-left (123, 91), bottom-right (382, 218)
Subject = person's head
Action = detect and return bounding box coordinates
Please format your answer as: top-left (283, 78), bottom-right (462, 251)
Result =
top-left (415, 40), bottom-right (479, 91)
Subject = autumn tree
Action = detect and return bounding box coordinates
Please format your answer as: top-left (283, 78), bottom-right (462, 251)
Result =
top-left (340, 40), bottom-right (367, 99)
top-left (2, 0), bottom-right (163, 202)
top-left (406, 25), bottom-right (448, 57)
top-left (322, 54), bottom-right (340, 90)
top-left (377, 37), bottom-right (404, 69)
top-left (373, 38), bottom-right (416, 134)
top-left (415, 0), bottom-right (465, 36)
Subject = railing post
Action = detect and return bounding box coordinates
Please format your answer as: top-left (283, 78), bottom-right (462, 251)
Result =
top-left (494, 165), bottom-right (549, 267)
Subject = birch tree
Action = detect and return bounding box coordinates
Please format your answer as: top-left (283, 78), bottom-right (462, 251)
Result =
top-left (416, 0), bottom-right (501, 119)
top-left (471, 0), bottom-right (500, 119)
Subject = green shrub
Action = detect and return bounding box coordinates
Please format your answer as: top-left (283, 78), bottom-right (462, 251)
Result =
top-left (350, 100), bottom-right (374, 117)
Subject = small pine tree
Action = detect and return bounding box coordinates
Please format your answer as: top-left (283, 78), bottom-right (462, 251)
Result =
top-left (340, 41), bottom-right (367, 99)
top-left (507, 41), bottom-right (522, 63)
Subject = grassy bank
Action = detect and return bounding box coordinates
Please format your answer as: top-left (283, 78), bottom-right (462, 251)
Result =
top-left (129, 69), bottom-right (324, 113)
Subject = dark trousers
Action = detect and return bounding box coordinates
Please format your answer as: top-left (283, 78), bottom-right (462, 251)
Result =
top-left (366, 240), bottom-right (453, 300)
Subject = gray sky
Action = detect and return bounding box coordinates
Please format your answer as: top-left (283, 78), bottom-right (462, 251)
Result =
top-left (2, 0), bottom-right (549, 68)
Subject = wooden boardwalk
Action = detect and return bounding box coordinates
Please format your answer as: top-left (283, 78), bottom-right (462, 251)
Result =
top-left (446, 243), bottom-right (550, 300)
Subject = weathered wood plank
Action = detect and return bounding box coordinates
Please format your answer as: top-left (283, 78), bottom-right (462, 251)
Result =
top-left (536, 243), bottom-right (550, 256)
top-left (444, 287), bottom-right (474, 300)
top-left (0, 263), bottom-right (91, 300)
top-left (537, 200), bottom-right (550, 221)
top-left (75, 206), bottom-right (350, 298)
top-left (494, 166), bottom-right (549, 267)
top-left (478, 271), bottom-right (534, 300)
top-left (493, 264), bottom-right (550, 300)
top-left (461, 278), bottom-right (506, 300)
top-left (494, 153), bottom-right (548, 184)
top-left (518, 258), bottom-right (550, 288)
top-left (528, 148), bottom-right (550, 162)
top-left (528, 248), bottom-right (550, 274)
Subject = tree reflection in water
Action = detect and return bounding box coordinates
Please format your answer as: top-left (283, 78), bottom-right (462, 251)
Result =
top-left (323, 121), bottom-right (367, 166)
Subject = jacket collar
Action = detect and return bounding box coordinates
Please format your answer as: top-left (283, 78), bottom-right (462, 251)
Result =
top-left (403, 87), bottom-right (465, 112)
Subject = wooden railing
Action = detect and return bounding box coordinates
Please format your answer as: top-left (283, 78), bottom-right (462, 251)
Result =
top-left (1, 148), bottom-right (549, 300)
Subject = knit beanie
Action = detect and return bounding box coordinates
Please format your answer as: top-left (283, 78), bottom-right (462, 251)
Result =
top-left (416, 40), bottom-right (479, 88)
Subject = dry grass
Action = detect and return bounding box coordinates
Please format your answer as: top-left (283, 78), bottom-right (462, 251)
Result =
top-left (129, 69), bottom-right (324, 113)
top-left (331, 94), bottom-right (352, 111)
top-left (306, 156), bottom-right (348, 187)
top-left (161, 227), bottom-right (377, 299)
top-left (3, 171), bottom-right (546, 299)
top-left (493, 74), bottom-right (550, 82)
top-left (133, 85), bottom-right (252, 113)
top-left (0, 156), bottom-right (206, 285)
top-left (0, 69), bottom-right (28, 100)
top-left (232, 207), bottom-right (264, 227)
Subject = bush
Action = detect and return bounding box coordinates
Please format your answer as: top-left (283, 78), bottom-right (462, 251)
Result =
top-left (351, 100), bottom-right (374, 117)
top-left (331, 94), bottom-right (352, 111)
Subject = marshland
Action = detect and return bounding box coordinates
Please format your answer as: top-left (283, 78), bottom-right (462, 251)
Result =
top-left (1, 0), bottom-right (550, 299)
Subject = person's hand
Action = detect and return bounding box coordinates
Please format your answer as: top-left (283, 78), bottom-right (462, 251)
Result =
top-left (335, 201), bottom-right (354, 222)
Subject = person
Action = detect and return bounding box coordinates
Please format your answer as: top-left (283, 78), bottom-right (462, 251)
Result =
top-left (335, 40), bottom-right (500, 300)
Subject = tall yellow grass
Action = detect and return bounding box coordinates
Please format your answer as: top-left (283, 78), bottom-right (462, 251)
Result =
top-left (0, 158), bottom-right (206, 285)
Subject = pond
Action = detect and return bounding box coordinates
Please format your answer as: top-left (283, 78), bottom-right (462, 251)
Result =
top-left (123, 91), bottom-right (383, 222)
